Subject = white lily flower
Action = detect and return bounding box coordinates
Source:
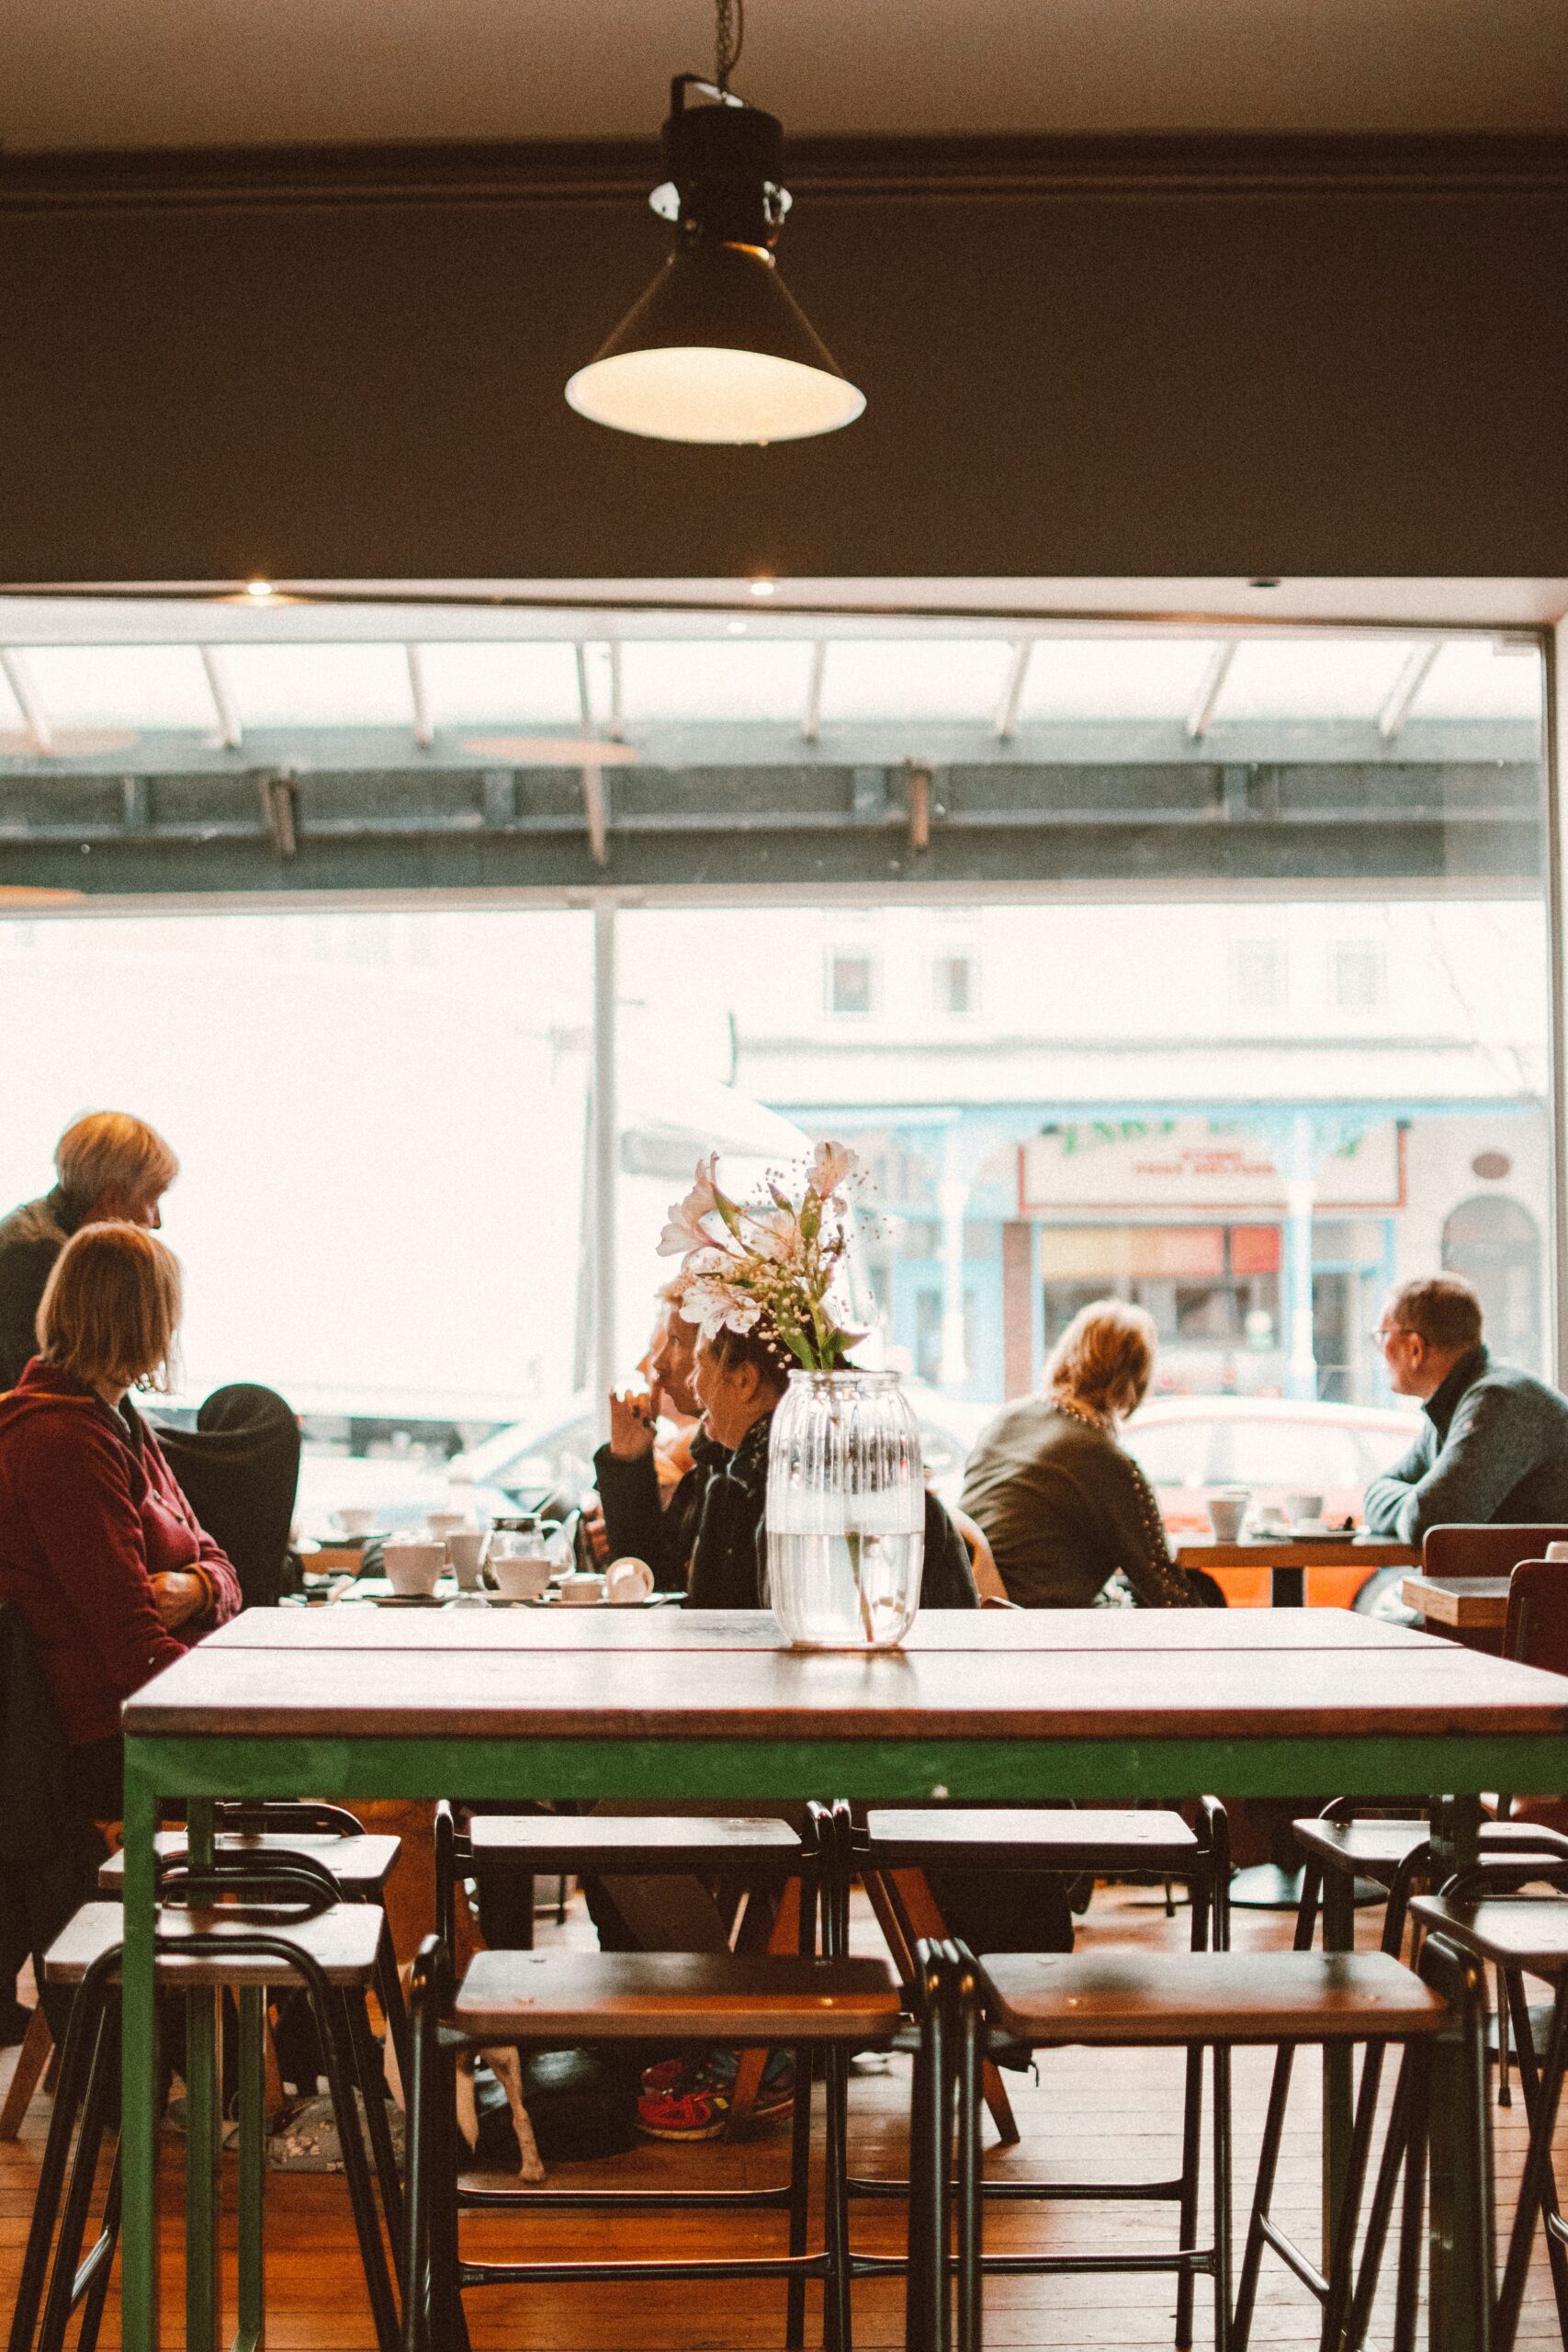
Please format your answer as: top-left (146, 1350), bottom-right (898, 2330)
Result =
top-left (807, 1139), bottom-right (857, 1199)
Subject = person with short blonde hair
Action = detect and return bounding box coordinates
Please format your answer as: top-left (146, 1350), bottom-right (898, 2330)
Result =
top-left (1364, 1272), bottom-right (1568, 1543)
top-left (0, 1112), bottom-right (178, 1388)
top-left (962, 1297), bottom-right (1202, 1609)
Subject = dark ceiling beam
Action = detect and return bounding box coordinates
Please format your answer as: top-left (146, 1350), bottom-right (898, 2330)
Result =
top-left (3, 132), bottom-right (1566, 215)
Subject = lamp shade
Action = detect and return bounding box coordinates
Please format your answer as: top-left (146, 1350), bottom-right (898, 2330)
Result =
top-left (566, 240), bottom-right (865, 446)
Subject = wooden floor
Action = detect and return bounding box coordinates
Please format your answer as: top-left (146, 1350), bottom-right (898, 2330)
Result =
top-left (3, 1882), bottom-right (1565, 2350)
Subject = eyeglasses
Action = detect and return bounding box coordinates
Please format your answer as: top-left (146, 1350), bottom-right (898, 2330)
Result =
top-left (1370, 1323), bottom-right (1413, 1345)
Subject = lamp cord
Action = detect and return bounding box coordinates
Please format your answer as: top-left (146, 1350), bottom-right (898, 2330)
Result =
top-left (714, 0), bottom-right (744, 91)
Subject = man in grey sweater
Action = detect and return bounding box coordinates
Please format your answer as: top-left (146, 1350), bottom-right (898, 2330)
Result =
top-left (1362, 1274), bottom-right (1568, 1544)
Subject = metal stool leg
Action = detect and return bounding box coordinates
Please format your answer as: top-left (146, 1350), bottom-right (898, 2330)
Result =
top-left (37, 1999), bottom-right (118, 2352)
top-left (950, 1946), bottom-right (982, 2352)
top-left (1232, 2043), bottom-right (1298, 2352)
top-left (785, 1864), bottom-right (818, 2351)
top-left (7, 1954), bottom-right (117, 2352)
top-left (1501, 1968), bottom-right (1568, 2341)
top-left (1497, 1977), bottom-right (1568, 2352)
top-left (906, 1942), bottom-right (949, 2352)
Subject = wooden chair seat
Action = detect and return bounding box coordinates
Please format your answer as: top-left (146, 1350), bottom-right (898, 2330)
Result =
top-left (1294, 1814), bottom-right (1547, 1884)
top-left (452, 1949), bottom-right (900, 2044)
top-left (465, 1814), bottom-right (800, 1871)
top-left (98, 1829), bottom-right (401, 1900)
top-left (864, 1805), bottom-right (1197, 1871)
top-left (1410, 1892), bottom-right (1568, 1977)
top-left (980, 1949), bottom-right (1448, 2046)
top-left (45, 1899), bottom-right (386, 1989)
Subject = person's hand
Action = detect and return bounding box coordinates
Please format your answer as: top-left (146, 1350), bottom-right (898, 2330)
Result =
top-left (150, 1569), bottom-right (207, 1631)
top-left (608, 1389), bottom-right (657, 1460)
top-left (581, 1496), bottom-right (610, 1565)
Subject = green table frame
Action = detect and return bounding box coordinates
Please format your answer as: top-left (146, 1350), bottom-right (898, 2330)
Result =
top-left (116, 1717), bottom-right (1567, 2352)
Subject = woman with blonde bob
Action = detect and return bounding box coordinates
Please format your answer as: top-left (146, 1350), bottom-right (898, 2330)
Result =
top-left (0, 1111), bottom-right (179, 1388)
top-left (960, 1297), bottom-right (1203, 1610)
top-left (0, 1222), bottom-right (239, 1824)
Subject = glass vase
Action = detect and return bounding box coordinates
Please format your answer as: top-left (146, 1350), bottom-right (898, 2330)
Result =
top-left (764, 1369), bottom-right (925, 1650)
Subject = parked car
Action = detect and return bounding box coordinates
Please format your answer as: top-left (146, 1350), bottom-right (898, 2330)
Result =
top-left (293, 1380), bottom-right (992, 1544)
top-left (1120, 1393), bottom-right (1422, 1610)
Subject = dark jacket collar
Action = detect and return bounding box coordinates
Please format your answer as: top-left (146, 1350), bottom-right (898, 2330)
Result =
top-left (45, 1185), bottom-right (87, 1239)
top-left (1424, 1343), bottom-right (1490, 1442)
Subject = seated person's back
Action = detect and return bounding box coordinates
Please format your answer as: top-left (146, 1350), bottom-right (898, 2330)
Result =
top-left (962, 1299), bottom-right (1202, 1610)
top-left (1363, 1273), bottom-right (1568, 1545)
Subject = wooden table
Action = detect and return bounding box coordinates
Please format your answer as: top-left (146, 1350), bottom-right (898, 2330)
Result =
top-left (118, 1608), bottom-right (1568, 2352)
top-left (1174, 1534), bottom-right (1416, 1609)
top-left (1402, 1573), bottom-right (1510, 1651)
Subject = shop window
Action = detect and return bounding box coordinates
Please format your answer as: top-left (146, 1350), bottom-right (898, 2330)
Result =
top-left (1442, 1193), bottom-right (1542, 1371)
top-left (828, 951), bottom-right (874, 1015)
top-left (1231, 941), bottom-right (1287, 1010)
top-left (932, 953), bottom-right (975, 1014)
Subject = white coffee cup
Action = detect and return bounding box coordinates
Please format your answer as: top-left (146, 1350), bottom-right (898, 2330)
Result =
top-left (558, 1571), bottom-right (606, 1607)
top-left (425, 1510), bottom-right (468, 1540)
top-left (1545, 1543), bottom-right (1568, 1563)
top-left (381, 1539), bottom-right (445, 1597)
top-left (1206, 1493), bottom-right (1248, 1543)
top-left (333, 1507), bottom-right (378, 1539)
top-left (446, 1529), bottom-right (490, 1590)
top-left (1284, 1490), bottom-right (1325, 1526)
top-left (489, 1554), bottom-right (552, 1601)
top-left (605, 1556), bottom-right (655, 1604)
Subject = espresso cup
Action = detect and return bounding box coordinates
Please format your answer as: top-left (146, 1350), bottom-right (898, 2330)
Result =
top-left (425, 1510), bottom-right (468, 1541)
top-left (333, 1506), bottom-right (378, 1539)
top-left (605, 1556), bottom-right (654, 1604)
top-left (381, 1540), bottom-right (445, 1597)
top-left (558, 1571), bottom-right (606, 1608)
top-left (1205, 1494), bottom-right (1247, 1543)
top-left (446, 1529), bottom-right (490, 1590)
top-left (1284, 1490), bottom-right (1325, 1526)
top-left (489, 1554), bottom-right (552, 1601)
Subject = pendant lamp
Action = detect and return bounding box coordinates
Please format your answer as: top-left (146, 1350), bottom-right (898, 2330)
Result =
top-left (566, 12), bottom-right (864, 446)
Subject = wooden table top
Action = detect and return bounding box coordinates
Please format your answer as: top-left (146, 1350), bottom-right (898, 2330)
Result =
top-left (126, 1626), bottom-right (1568, 1742)
top-left (207, 1603), bottom-right (1433, 1654)
top-left (1401, 1574), bottom-right (1511, 1630)
top-left (1174, 1537), bottom-right (1417, 1569)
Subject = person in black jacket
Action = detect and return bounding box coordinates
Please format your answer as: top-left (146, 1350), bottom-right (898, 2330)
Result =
top-left (595, 1317), bottom-right (979, 1611)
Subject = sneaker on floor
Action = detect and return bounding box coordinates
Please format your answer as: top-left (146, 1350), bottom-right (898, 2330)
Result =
top-left (637, 2051), bottom-right (795, 2141)
top-left (637, 2075), bottom-right (732, 2141)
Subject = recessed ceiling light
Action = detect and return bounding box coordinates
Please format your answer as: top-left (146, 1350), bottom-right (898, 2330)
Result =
top-left (728, 620), bottom-right (747, 636)
top-left (750, 580), bottom-right (777, 598)
top-left (245, 579), bottom-right (276, 601)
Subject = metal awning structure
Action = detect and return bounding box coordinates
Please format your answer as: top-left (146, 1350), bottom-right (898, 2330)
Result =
top-left (0, 600), bottom-right (1543, 899)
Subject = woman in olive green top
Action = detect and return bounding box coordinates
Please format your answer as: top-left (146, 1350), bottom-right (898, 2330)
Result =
top-left (960, 1298), bottom-right (1203, 1609)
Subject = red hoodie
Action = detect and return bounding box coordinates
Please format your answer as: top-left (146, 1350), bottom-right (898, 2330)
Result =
top-left (0, 1358), bottom-right (242, 1746)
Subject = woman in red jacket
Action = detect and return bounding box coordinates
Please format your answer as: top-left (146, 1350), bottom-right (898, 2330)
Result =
top-left (0, 1221), bottom-right (241, 1825)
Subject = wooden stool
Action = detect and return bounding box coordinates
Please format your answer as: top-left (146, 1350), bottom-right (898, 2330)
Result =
top-left (97, 1802), bottom-right (410, 2087)
top-left (401, 1936), bottom-right (902, 2352)
top-left (8, 1859), bottom-right (404, 2352)
top-left (852, 1801), bottom-right (1228, 2348)
top-left (438, 1804), bottom-right (811, 2139)
top-left (1412, 1859), bottom-right (1568, 2352)
top-left (922, 1937), bottom-right (1483, 2352)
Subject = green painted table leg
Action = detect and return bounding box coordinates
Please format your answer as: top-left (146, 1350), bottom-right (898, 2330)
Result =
top-left (1320, 1863), bottom-right (1355, 2268)
top-left (236, 1988), bottom-right (266, 2352)
top-left (120, 1758), bottom-right (161, 2352)
top-left (186, 1800), bottom-right (221, 2352)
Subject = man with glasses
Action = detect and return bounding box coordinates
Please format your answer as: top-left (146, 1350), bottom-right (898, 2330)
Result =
top-left (1362, 1274), bottom-right (1568, 1544)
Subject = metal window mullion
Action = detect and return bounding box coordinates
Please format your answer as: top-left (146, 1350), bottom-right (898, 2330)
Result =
top-left (592, 901), bottom-right (618, 1441)
top-left (1546, 624), bottom-right (1567, 1386)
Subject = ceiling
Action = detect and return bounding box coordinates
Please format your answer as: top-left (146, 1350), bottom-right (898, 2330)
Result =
top-left (7, 0), bottom-right (1568, 154)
